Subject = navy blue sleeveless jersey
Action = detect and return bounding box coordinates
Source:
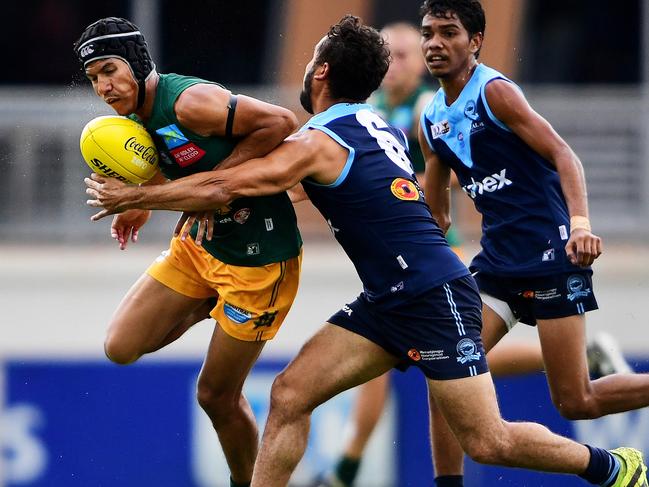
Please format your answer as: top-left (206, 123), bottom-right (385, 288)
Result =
top-left (421, 64), bottom-right (582, 277)
top-left (301, 103), bottom-right (469, 309)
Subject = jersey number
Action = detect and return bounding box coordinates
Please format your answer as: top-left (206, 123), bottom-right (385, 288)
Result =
top-left (356, 109), bottom-right (413, 175)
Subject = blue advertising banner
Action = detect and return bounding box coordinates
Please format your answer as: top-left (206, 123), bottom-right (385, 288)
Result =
top-left (2, 358), bottom-right (648, 486)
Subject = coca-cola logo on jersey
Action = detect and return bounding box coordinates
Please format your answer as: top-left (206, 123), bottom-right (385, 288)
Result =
top-left (124, 137), bottom-right (158, 165)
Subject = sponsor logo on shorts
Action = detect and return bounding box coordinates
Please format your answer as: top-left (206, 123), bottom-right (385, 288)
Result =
top-left (408, 349), bottom-right (421, 361)
top-left (567, 274), bottom-right (591, 301)
top-left (233, 208), bottom-right (251, 224)
top-left (456, 338), bottom-right (481, 364)
top-left (253, 311), bottom-right (278, 329)
top-left (535, 288), bottom-right (561, 301)
top-left (341, 305), bottom-right (353, 316)
top-left (419, 349), bottom-right (450, 361)
top-left (390, 178), bottom-right (420, 201)
top-left (223, 303), bottom-right (253, 324)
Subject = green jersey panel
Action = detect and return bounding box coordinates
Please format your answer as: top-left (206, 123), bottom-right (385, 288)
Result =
top-left (137, 73), bottom-right (302, 266)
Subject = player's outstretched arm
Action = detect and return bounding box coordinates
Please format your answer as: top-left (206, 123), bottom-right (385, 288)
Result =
top-left (485, 79), bottom-right (602, 267)
top-left (419, 124), bottom-right (452, 233)
top-left (172, 84), bottom-right (298, 243)
top-left (85, 129), bottom-right (343, 219)
top-left (175, 85), bottom-right (298, 169)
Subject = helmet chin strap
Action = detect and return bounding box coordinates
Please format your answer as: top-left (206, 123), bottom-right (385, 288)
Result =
top-left (136, 79), bottom-right (146, 109)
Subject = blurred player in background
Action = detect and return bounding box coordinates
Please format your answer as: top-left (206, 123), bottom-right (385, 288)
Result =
top-left (75, 17), bottom-right (302, 487)
top-left (85, 15), bottom-right (647, 487)
top-left (418, 1), bottom-right (649, 486)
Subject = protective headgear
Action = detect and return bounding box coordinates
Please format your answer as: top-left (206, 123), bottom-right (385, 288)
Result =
top-left (74, 17), bottom-right (155, 109)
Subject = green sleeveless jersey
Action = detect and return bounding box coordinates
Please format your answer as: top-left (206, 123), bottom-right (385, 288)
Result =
top-left (136, 73), bottom-right (302, 266)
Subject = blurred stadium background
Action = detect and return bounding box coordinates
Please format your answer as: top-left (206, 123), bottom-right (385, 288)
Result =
top-left (1, 1), bottom-right (648, 486)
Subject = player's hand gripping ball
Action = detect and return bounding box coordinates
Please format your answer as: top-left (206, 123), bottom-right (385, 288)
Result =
top-left (80, 116), bottom-right (158, 183)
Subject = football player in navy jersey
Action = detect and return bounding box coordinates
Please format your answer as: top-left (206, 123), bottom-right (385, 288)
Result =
top-left (86, 14), bottom-right (647, 487)
top-left (418, 1), bottom-right (649, 486)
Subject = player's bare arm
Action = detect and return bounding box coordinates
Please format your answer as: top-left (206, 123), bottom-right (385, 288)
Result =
top-left (86, 128), bottom-right (346, 219)
top-left (485, 79), bottom-right (602, 267)
top-left (176, 84), bottom-right (298, 169)
top-left (173, 84), bottom-right (299, 242)
top-left (419, 124), bottom-right (452, 233)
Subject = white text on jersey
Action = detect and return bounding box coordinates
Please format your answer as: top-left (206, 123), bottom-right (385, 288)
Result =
top-left (462, 169), bottom-right (513, 199)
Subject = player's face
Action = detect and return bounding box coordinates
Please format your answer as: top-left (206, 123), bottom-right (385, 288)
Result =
top-left (382, 29), bottom-right (425, 91)
top-left (85, 58), bottom-right (139, 115)
top-left (420, 13), bottom-right (482, 80)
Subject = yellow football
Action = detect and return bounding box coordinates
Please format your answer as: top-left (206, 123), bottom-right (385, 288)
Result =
top-left (80, 116), bottom-right (159, 184)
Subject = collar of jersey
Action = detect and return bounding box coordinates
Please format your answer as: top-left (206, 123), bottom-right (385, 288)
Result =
top-left (305, 102), bottom-right (373, 127)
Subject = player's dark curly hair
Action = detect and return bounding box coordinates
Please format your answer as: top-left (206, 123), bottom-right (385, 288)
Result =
top-left (420, 0), bottom-right (486, 57)
top-left (315, 15), bottom-right (390, 102)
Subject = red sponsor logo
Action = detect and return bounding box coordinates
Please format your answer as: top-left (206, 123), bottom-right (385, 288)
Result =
top-left (170, 143), bottom-right (206, 167)
top-left (522, 290), bottom-right (535, 299)
top-left (408, 349), bottom-right (421, 361)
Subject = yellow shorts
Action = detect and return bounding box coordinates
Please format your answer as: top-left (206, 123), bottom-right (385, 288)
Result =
top-left (147, 236), bottom-right (301, 342)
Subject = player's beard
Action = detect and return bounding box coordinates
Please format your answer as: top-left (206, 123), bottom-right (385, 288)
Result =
top-left (299, 67), bottom-right (315, 114)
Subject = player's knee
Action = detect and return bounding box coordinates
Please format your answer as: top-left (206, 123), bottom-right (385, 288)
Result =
top-left (553, 393), bottom-right (601, 420)
top-left (103, 336), bottom-right (140, 365)
top-left (195, 382), bottom-right (239, 422)
top-left (268, 372), bottom-right (310, 420)
top-left (463, 438), bottom-right (506, 465)
top-left (461, 424), bottom-right (511, 465)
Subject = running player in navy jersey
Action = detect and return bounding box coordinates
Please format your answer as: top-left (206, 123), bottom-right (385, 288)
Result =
top-left (86, 15), bottom-right (647, 487)
top-left (418, 1), bottom-right (649, 486)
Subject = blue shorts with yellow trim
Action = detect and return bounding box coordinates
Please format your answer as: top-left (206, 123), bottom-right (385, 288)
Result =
top-left (328, 275), bottom-right (489, 380)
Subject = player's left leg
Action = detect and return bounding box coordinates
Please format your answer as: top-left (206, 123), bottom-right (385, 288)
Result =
top-left (251, 324), bottom-right (399, 487)
top-left (197, 253), bottom-right (302, 485)
top-left (538, 313), bottom-right (649, 419)
top-left (427, 372), bottom-right (649, 486)
top-left (196, 324), bottom-right (266, 485)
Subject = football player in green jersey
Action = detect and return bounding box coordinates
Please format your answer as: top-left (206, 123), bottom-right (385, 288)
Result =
top-left (76, 17), bottom-right (302, 487)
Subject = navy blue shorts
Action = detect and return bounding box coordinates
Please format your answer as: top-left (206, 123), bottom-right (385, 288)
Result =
top-left (328, 275), bottom-right (489, 380)
top-left (473, 269), bottom-right (599, 327)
